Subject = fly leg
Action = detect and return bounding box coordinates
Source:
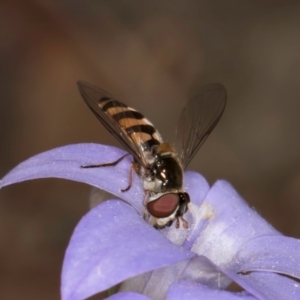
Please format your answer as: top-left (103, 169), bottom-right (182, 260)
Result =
top-left (120, 161), bottom-right (140, 192)
top-left (81, 153), bottom-right (137, 192)
top-left (175, 216), bottom-right (188, 229)
top-left (80, 153), bottom-right (130, 168)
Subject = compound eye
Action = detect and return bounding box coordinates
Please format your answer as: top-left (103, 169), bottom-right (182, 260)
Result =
top-left (147, 193), bottom-right (179, 218)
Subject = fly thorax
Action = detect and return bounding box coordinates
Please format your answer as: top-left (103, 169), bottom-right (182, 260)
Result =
top-left (150, 154), bottom-right (183, 193)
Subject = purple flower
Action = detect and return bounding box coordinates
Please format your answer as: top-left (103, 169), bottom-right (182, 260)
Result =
top-left (1, 143), bottom-right (300, 300)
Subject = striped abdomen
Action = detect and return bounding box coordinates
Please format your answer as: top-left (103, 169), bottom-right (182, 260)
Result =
top-left (99, 96), bottom-right (163, 151)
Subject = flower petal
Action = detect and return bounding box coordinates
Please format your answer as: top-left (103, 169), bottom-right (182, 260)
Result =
top-left (119, 253), bottom-right (231, 300)
top-left (225, 271), bottom-right (300, 300)
top-left (180, 255), bottom-right (231, 289)
top-left (183, 171), bottom-right (210, 206)
top-left (235, 236), bottom-right (300, 279)
top-left (0, 144), bottom-right (144, 213)
top-left (191, 180), bottom-right (280, 267)
top-left (105, 292), bottom-right (151, 300)
top-left (0, 144), bottom-right (211, 216)
top-left (183, 180), bottom-right (300, 299)
top-left (167, 281), bottom-right (257, 300)
top-left (61, 199), bottom-right (195, 300)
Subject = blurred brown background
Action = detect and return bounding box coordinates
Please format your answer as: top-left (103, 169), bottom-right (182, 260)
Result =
top-left (1, 0), bottom-right (300, 299)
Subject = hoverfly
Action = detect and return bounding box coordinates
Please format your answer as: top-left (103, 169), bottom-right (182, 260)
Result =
top-left (77, 81), bottom-right (226, 229)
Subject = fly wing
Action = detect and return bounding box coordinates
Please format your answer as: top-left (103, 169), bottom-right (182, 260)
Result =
top-left (77, 81), bottom-right (162, 168)
top-left (177, 83), bottom-right (227, 169)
